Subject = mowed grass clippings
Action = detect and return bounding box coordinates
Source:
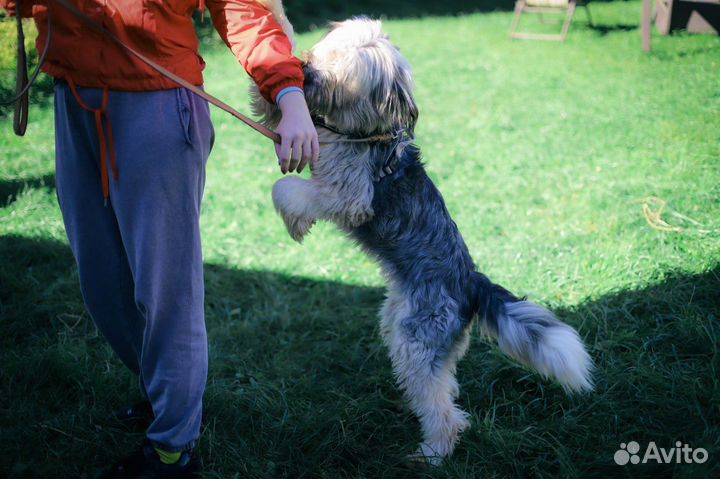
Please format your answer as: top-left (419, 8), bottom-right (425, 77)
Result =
top-left (1, 2), bottom-right (719, 477)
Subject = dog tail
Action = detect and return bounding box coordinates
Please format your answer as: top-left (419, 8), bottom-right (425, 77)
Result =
top-left (472, 272), bottom-right (594, 393)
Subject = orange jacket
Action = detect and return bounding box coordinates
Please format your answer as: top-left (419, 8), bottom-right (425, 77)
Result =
top-left (1, 0), bottom-right (303, 102)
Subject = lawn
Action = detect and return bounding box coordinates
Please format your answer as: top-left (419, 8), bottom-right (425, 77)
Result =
top-left (1, 1), bottom-right (719, 477)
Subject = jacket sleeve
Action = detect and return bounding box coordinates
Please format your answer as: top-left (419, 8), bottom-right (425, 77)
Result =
top-left (0, 0), bottom-right (36, 17)
top-left (206, 0), bottom-right (304, 104)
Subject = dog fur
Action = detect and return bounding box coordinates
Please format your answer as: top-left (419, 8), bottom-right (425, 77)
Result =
top-left (252, 16), bottom-right (594, 463)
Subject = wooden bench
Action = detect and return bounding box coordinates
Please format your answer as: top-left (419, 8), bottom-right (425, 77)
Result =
top-left (509, 0), bottom-right (592, 42)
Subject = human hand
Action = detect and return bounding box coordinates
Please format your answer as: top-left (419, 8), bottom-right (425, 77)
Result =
top-left (4, 1), bottom-right (17, 15)
top-left (274, 90), bottom-right (319, 174)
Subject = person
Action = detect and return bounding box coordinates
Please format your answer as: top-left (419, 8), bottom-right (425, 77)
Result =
top-left (1, 0), bottom-right (318, 477)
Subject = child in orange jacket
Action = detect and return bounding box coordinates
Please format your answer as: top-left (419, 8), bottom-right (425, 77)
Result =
top-left (2, 1), bottom-right (316, 477)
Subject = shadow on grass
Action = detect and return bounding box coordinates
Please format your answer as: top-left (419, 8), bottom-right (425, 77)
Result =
top-left (588, 23), bottom-right (637, 36)
top-left (1, 234), bottom-right (718, 478)
top-left (0, 173), bottom-right (55, 207)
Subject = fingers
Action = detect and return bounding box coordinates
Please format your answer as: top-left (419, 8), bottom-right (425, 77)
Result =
top-left (297, 136), bottom-right (313, 173)
top-left (276, 137), bottom-right (291, 174)
top-left (288, 136), bottom-right (303, 173)
top-left (311, 134), bottom-right (320, 164)
top-left (276, 133), bottom-right (318, 174)
top-left (276, 135), bottom-right (305, 174)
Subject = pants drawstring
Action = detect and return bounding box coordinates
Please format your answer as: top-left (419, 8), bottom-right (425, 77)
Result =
top-left (67, 79), bottom-right (118, 205)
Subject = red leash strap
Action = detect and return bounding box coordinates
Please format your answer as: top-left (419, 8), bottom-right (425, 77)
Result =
top-left (52, 0), bottom-right (282, 144)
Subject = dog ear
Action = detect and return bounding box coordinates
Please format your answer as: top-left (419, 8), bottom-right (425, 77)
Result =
top-left (380, 69), bottom-right (418, 133)
top-left (392, 75), bottom-right (418, 132)
top-left (302, 64), bottom-right (334, 118)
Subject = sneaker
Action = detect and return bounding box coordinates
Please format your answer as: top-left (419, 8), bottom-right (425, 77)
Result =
top-left (96, 440), bottom-right (200, 478)
top-left (109, 401), bottom-right (154, 430)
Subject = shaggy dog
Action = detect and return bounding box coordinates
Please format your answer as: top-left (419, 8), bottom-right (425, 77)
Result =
top-left (252, 14), bottom-right (594, 463)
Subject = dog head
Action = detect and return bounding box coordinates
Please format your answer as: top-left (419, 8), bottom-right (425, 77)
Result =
top-left (303, 17), bottom-right (418, 136)
top-left (251, 18), bottom-right (419, 137)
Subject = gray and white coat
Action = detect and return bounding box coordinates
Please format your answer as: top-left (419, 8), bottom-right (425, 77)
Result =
top-left (252, 15), bottom-right (594, 463)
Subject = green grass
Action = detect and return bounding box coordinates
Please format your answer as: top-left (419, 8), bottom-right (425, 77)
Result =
top-left (2, 1), bottom-right (720, 477)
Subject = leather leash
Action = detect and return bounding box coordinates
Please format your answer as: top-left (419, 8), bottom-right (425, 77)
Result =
top-left (51, 0), bottom-right (282, 144)
top-left (62, 0), bottom-right (402, 149)
top-left (11, 3), bottom-right (28, 136)
top-left (312, 118), bottom-right (398, 144)
top-left (4, 0), bottom-right (403, 146)
top-left (1, 0), bottom-right (53, 136)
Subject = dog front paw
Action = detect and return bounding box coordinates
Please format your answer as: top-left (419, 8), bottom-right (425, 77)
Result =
top-left (282, 214), bottom-right (316, 243)
top-left (272, 177), bottom-right (316, 242)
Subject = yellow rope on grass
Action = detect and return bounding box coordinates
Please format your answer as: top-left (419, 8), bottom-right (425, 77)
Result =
top-left (638, 197), bottom-right (684, 233)
top-left (635, 197), bottom-right (717, 235)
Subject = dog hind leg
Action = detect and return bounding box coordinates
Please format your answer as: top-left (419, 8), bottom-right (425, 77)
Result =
top-left (382, 300), bottom-right (470, 464)
top-left (445, 328), bottom-right (470, 400)
top-left (401, 335), bottom-right (470, 464)
top-left (379, 285), bottom-right (406, 348)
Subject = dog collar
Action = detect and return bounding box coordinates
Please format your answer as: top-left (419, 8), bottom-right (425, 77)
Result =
top-left (312, 118), bottom-right (409, 145)
top-left (312, 118), bottom-right (415, 182)
top-left (373, 128), bottom-right (415, 182)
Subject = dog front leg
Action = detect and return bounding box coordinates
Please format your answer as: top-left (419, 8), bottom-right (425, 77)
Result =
top-left (272, 176), bottom-right (319, 242)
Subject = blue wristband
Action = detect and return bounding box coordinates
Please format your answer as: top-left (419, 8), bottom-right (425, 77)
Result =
top-left (275, 86), bottom-right (304, 104)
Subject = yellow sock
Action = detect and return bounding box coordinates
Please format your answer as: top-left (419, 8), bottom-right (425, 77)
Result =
top-left (154, 447), bottom-right (182, 465)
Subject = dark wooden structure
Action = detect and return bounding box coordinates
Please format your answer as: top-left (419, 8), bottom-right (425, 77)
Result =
top-left (643, 0), bottom-right (719, 51)
top-left (655, 0), bottom-right (720, 34)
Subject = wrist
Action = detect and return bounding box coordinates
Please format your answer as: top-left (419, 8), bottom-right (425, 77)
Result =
top-left (275, 86), bottom-right (304, 106)
top-left (277, 89), bottom-right (307, 113)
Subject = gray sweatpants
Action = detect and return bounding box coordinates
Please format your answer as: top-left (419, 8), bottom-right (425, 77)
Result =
top-left (54, 81), bottom-right (214, 452)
